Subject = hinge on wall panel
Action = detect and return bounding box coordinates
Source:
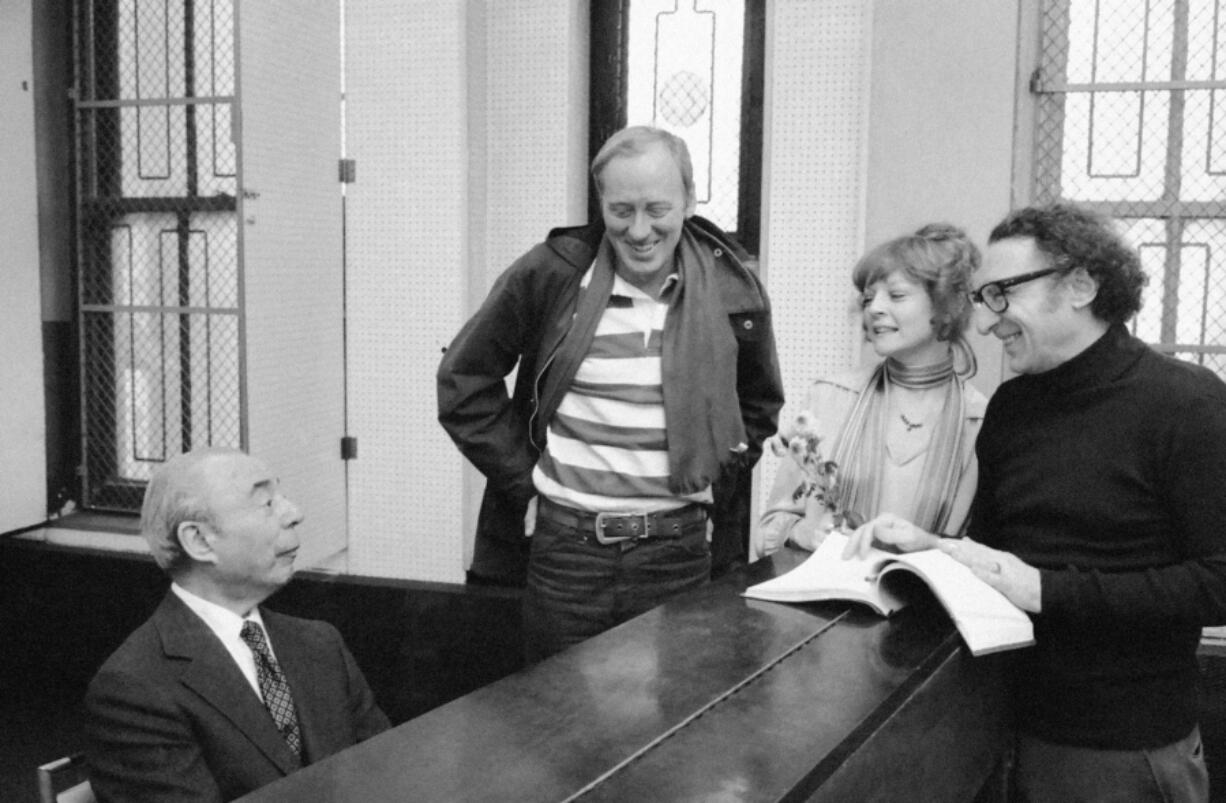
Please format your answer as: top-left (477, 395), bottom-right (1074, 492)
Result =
top-left (1029, 68), bottom-right (1044, 95)
top-left (341, 436), bottom-right (358, 461)
top-left (339, 158), bottom-right (356, 183)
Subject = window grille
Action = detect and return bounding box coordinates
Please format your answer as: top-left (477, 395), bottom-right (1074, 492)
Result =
top-left (75, 0), bottom-right (241, 512)
top-left (1032, 0), bottom-right (1226, 374)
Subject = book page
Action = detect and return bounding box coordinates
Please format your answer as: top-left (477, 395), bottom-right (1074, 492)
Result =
top-left (881, 549), bottom-right (1034, 656)
top-left (743, 532), bottom-right (906, 615)
top-left (745, 533), bottom-right (1035, 657)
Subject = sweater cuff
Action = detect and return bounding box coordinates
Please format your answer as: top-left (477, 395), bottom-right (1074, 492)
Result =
top-left (1038, 567), bottom-right (1069, 615)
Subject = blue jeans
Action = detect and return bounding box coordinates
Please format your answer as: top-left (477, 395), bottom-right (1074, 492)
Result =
top-left (521, 511), bottom-right (710, 663)
top-left (1011, 727), bottom-right (1208, 802)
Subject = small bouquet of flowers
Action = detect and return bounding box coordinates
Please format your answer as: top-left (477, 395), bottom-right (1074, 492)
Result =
top-left (766, 411), bottom-right (855, 531)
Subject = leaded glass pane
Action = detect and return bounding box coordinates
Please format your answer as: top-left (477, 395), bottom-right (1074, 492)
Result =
top-left (626, 0), bottom-right (745, 231)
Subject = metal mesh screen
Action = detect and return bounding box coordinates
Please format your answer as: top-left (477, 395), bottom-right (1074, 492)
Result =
top-left (625, 0), bottom-right (745, 231)
top-left (1033, 0), bottom-right (1226, 374)
top-left (76, 0), bottom-right (241, 512)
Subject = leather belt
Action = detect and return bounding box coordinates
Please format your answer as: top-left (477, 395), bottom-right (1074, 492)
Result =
top-left (537, 497), bottom-right (707, 545)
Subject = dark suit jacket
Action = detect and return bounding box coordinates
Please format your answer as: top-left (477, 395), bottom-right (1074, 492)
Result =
top-left (85, 592), bottom-right (391, 802)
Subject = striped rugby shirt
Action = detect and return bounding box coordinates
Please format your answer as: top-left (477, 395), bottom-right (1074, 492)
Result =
top-left (532, 268), bottom-right (712, 513)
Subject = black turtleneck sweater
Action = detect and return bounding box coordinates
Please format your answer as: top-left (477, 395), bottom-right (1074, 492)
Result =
top-left (969, 324), bottom-right (1226, 749)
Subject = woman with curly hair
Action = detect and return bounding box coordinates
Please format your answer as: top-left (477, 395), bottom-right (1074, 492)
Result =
top-left (757, 224), bottom-right (987, 555)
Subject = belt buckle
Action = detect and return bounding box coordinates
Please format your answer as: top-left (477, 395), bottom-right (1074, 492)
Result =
top-left (594, 512), bottom-right (650, 545)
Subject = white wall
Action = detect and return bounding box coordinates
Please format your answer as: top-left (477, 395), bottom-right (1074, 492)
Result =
top-left (0, 0), bottom-right (49, 533)
top-left (238, 1), bottom-right (348, 571)
top-left (864, 0), bottom-right (1022, 393)
top-left (761, 0), bottom-right (874, 414)
top-left (342, 1), bottom-right (589, 581)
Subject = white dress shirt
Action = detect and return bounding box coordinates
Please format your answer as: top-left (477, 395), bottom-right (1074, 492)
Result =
top-left (170, 582), bottom-right (278, 701)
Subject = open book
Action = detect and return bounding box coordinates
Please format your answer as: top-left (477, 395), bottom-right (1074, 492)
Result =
top-left (744, 532), bottom-right (1034, 656)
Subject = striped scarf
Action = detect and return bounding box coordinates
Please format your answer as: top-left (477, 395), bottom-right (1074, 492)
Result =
top-left (549, 226), bottom-right (747, 496)
top-left (829, 356), bottom-right (966, 534)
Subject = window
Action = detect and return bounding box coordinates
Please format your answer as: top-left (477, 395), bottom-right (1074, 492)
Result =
top-left (75, 0), bottom-right (241, 512)
top-left (590, 0), bottom-right (765, 252)
top-left (1031, 0), bottom-right (1226, 374)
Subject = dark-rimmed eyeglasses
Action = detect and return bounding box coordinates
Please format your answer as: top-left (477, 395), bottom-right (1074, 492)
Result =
top-left (967, 267), bottom-right (1064, 314)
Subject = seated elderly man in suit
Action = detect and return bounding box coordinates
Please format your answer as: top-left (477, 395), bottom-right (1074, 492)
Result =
top-left (85, 448), bottom-right (390, 802)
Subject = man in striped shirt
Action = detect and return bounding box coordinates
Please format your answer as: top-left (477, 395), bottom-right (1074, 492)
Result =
top-left (438, 127), bottom-right (783, 661)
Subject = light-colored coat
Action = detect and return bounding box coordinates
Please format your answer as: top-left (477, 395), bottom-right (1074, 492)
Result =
top-left (757, 365), bottom-right (987, 557)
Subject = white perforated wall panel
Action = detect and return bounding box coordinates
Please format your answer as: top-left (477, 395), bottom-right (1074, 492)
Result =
top-left (753, 0), bottom-right (872, 549)
top-left (238, 1), bottom-right (348, 569)
top-left (344, 1), bottom-right (588, 581)
top-left (344, 1), bottom-right (469, 582)
top-left (482, 1), bottom-right (589, 287)
top-left (0, 0), bottom-right (48, 533)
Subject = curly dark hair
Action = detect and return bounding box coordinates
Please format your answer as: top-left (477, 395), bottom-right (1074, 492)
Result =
top-left (988, 203), bottom-right (1147, 325)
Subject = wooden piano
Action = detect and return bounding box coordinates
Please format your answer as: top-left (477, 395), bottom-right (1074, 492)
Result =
top-left (239, 547), bottom-right (1010, 802)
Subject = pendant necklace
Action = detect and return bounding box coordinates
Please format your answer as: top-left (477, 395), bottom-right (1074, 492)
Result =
top-left (886, 356), bottom-right (952, 435)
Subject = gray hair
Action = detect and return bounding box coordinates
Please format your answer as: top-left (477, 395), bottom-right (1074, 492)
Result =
top-left (141, 447), bottom-right (242, 575)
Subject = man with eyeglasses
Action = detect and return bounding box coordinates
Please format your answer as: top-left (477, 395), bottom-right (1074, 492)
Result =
top-left (853, 203), bottom-right (1226, 800)
top-left (960, 203), bottom-right (1226, 801)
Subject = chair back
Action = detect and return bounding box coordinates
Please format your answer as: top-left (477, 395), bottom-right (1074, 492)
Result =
top-left (37, 753), bottom-right (95, 803)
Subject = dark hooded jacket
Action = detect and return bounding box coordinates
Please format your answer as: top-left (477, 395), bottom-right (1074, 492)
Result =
top-left (438, 216), bottom-right (784, 584)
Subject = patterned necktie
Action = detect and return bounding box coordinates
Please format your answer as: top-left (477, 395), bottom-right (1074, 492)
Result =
top-left (239, 620), bottom-right (303, 763)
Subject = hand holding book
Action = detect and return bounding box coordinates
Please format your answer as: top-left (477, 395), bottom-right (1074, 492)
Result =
top-left (744, 532), bottom-right (1035, 656)
top-left (841, 512), bottom-right (1043, 615)
top-left (938, 537), bottom-right (1042, 614)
